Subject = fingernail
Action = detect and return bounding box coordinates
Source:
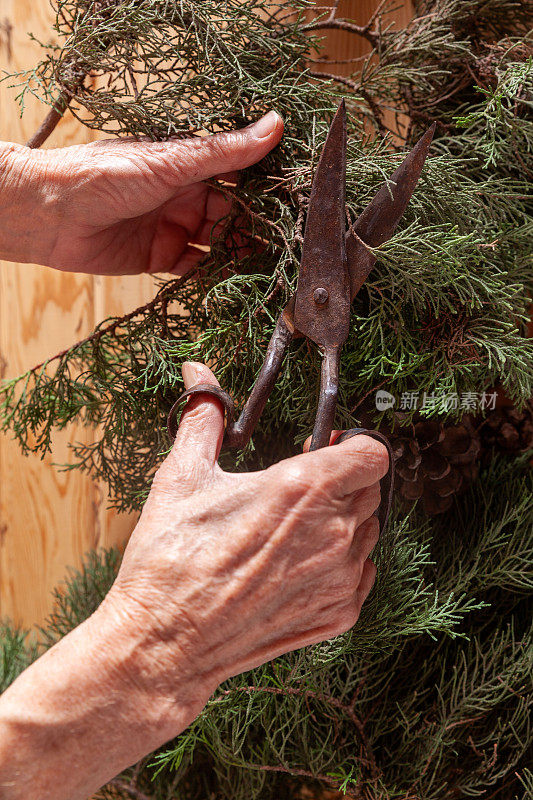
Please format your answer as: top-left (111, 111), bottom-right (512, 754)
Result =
top-left (249, 110), bottom-right (282, 139)
top-left (182, 361), bottom-right (204, 389)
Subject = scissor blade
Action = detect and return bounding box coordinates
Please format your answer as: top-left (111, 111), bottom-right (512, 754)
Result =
top-left (293, 100), bottom-right (351, 348)
top-left (346, 123), bottom-right (436, 299)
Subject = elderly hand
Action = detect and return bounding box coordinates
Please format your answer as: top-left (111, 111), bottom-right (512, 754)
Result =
top-left (0, 111), bottom-right (283, 274)
top-left (110, 362), bottom-right (386, 686)
top-left (0, 361), bottom-right (388, 800)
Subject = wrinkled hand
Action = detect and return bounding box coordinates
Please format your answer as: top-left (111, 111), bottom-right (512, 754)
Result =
top-left (0, 112), bottom-right (283, 274)
top-left (0, 360), bottom-right (389, 800)
top-left (103, 361), bottom-right (389, 721)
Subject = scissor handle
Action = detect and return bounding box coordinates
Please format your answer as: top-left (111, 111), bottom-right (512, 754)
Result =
top-left (334, 428), bottom-right (395, 535)
top-left (168, 391), bottom-right (393, 534)
top-left (167, 313), bottom-right (294, 449)
top-left (167, 383), bottom-right (236, 441)
top-left (308, 345), bottom-right (341, 451)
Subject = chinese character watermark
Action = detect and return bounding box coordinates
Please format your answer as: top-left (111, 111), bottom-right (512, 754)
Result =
top-left (376, 390), bottom-right (497, 412)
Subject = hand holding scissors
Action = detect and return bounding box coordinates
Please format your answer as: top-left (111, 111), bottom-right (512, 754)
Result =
top-left (169, 102), bottom-right (435, 532)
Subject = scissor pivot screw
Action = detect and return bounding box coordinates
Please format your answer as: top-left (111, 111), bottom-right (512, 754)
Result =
top-left (313, 287), bottom-right (329, 305)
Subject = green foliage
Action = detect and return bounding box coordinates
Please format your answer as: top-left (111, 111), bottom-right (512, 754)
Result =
top-left (12, 0), bottom-right (318, 137)
top-left (1, 456), bottom-right (531, 799)
top-left (516, 769), bottom-right (533, 799)
top-left (38, 547), bottom-right (122, 647)
top-left (1, 0), bottom-right (532, 510)
top-left (0, 1), bottom-right (532, 798)
top-left (0, 623), bottom-right (35, 692)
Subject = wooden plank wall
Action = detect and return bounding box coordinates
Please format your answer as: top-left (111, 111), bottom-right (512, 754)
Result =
top-left (0, 0), bottom-right (412, 629)
top-left (0, 0), bottom-right (157, 628)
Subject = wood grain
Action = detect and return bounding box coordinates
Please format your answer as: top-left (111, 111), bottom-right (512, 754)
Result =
top-left (309, 1), bottom-right (414, 60)
top-left (0, 0), bottom-right (154, 627)
top-left (308, 0), bottom-right (414, 135)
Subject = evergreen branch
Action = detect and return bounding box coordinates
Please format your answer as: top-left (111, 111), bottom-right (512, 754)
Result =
top-left (3, 22), bottom-right (533, 510)
top-left (28, 272), bottom-right (194, 374)
top-left (302, 0), bottom-right (391, 47)
top-left (214, 684), bottom-right (378, 777)
top-left (251, 763), bottom-right (353, 793)
top-left (2, 5), bottom-right (533, 795)
top-left (0, 623), bottom-right (35, 692)
top-left (303, 18), bottom-right (377, 44)
top-left (307, 69), bottom-right (362, 94)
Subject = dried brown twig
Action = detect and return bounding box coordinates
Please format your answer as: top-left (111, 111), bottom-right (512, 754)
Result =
top-left (303, 0), bottom-right (390, 48)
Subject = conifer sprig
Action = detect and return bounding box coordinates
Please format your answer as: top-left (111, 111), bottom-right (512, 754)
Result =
top-left (0, 3), bottom-right (532, 796)
top-left (2, 0), bottom-right (532, 509)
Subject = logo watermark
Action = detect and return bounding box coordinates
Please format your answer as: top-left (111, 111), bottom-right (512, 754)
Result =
top-left (375, 390), bottom-right (497, 412)
top-left (375, 390), bottom-right (396, 411)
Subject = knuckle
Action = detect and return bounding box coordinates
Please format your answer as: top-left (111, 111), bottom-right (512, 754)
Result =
top-left (366, 559), bottom-right (377, 583)
top-left (316, 462), bottom-right (343, 491)
top-left (308, 461), bottom-right (348, 501)
top-left (336, 520), bottom-right (356, 550)
top-left (71, 160), bottom-right (106, 189)
top-left (339, 570), bottom-right (360, 600)
top-left (176, 130), bottom-right (246, 176)
top-left (353, 483), bottom-right (381, 522)
top-left (366, 514), bottom-right (380, 536)
top-left (324, 575), bottom-right (355, 606)
top-left (320, 557), bottom-right (363, 605)
top-left (67, 161), bottom-right (123, 204)
top-left (349, 560), bottom-right (365, 591)
top-left (155, 150), bottom-right (190, 182)
top-left (374, 444), bottom-right (390, 476)
top-left (1, 146), bottom-right (36, 188)
top-left (209, 130), bottom-right (246, 160)
top-left (304, 517), bottom-right (350, 555)
top-left (360, 515), bottom-right (380, 548)
top-left (278, 461), bottom-right (313, 497)
top-left (365, 440), bottom-right (390, 477)
top-left (141, 141), bottom-right (197, 183)
top-left (0, 143), bottom-right (18, 171)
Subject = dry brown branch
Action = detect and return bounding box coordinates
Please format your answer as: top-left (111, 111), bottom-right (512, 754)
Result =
top-left (26, 92), bottom-right (70, 148)
top-left (307, 69), bottom-right (362, 93)
top-left (29, 273), bottom-right (194, 373)
top-left (302, 0), bottom-right (391, 48)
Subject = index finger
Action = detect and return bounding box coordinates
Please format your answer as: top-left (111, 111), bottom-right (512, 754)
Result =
top-left (296, 432), bottom-right (390, 497)
top-left (302, 430), bottom-right (343, 452)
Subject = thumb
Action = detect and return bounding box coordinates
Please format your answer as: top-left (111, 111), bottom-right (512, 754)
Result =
top-left (172, 361), bottom-right (226, 465)
top-left (142, 111), bottom-right (284, 188)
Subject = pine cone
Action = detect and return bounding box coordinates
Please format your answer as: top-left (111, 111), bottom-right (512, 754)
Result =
top-left (480, 399), bottom-right (533, 458)
top-left (356, 396), bottom-right (533, 517)
top-left (390, 416), bottom-right (480, 516)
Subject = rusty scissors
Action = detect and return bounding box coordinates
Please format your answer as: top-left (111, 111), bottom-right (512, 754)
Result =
top-left (168, 101), bottom-right (434, 533)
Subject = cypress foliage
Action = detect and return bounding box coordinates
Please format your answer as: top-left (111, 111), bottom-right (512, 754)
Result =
top-left (0, 1), bottom-right (532, 798)
top-left (1, 0), bottom-right (532, 509)
top-left (1, 456), bottom-right (531, 798)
